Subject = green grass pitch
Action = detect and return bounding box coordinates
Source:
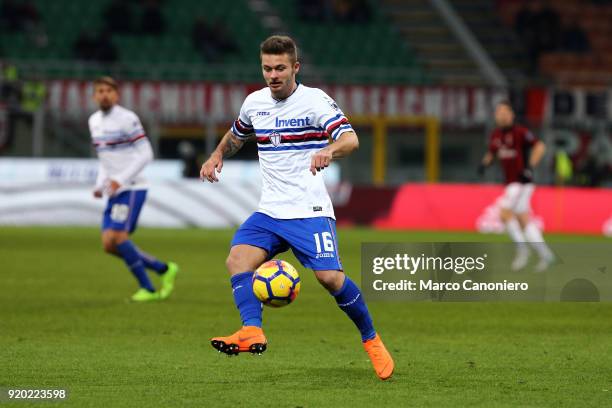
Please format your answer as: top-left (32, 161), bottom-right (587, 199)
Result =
top-left (1, 227), bottom-right (611, 407)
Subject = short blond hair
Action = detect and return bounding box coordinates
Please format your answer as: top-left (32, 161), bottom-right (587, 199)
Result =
top-left (93, 76), bottom-right (118, 90)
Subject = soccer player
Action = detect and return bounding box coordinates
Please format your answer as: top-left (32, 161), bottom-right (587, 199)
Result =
top-left (200, 36), bottom-right (394, 380)
top-left (89, 76), bottom-right (179, 302)
top-left (478, 100), bottom-right (554, 271)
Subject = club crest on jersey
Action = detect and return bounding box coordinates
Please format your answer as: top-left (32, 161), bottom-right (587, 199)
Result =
top-left (269, 131), bottom-right (282, 147)
top-left (324, 96), bottom-right (340, 111)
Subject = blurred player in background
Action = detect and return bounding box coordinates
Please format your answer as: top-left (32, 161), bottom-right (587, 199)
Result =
top-left (200, 36), bottom-right (394, 380)
top-left (89, 76), bottom-right (179, 301)
top-left (479, 100), bottom-right (554, 271)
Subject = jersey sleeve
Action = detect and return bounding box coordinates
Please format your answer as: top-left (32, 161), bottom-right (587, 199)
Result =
top-left (123, 112), bottom-right (146, 140)
top-left (88, 114), bottom-right (97, 142)
top-left (230, 99), bottom-right (255, 139)
top-left (94, 163), bottom-right (108, 191)
top-left (113, 137), bottom-right (154, 186)
top-left (522, 127), bottom-right (538, 146)
top-left (314, 90), bottom-right (353, 141)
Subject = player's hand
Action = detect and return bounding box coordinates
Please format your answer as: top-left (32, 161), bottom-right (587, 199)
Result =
top-left (93, 189), bottom-right (103, 199)
top-left (108, 180), bottom-right (121, 196)
top-left (518, 168), bottom-right (533, 183)
top-left (310, 148), bottom-right (333, 175)
top-left (200, 152), bottom-right (223, 183)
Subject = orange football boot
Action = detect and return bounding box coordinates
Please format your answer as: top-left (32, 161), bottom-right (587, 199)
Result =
top-left (211, 326), bottom-right (267, 356)
top-left (363, 334), bottom-right (394, 380)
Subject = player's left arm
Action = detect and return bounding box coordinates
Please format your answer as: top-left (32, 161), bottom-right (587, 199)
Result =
top-left (520, 130), bottom-right (546, 183)
top-left (529, 140), bottom-right (546, 168)
top-left (310, 131), bottom-right (359, 175)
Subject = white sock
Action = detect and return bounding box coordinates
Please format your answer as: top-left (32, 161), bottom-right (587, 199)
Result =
top-left (524, 223), bottom-right (553, 260)
top-left (506, 218), bottom-right (526, 243)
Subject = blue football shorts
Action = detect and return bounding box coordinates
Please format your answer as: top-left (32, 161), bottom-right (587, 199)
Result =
top-left (102, 189), bottom-right (147, 234)
top-left (231, 212), bottom-right (343, 271)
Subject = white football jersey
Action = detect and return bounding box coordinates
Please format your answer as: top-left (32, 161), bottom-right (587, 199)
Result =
top-left (88, 104), bottom-right (153, 194)
top-left (231, 84), bottom-right (354, 219)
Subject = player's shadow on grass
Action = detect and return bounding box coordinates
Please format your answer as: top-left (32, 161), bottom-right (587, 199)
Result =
top-left (302, 366), bottom-right (397, 384)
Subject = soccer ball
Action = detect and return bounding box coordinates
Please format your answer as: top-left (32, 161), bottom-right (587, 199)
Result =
top-left (252, 259), bottom-right (301, 307)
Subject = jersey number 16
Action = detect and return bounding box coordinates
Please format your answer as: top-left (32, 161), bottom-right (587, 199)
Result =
top-left (313, 232), bottom-right (334, 253)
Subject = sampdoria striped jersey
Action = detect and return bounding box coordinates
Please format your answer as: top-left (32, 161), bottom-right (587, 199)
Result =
top-left (231, 83), bottom-right (354, 219)
top-left (88, 105), bottom-right (153, 194)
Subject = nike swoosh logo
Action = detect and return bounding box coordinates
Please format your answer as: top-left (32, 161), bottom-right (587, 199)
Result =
top-left (238, 335), bottom-right (258, 342)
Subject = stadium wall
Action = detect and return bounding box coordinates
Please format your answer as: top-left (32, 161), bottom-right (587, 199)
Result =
top-left (0, 159), bottom-right (340, 229)
top-left (3, 162), bottom-right (609, 235)
top-left (343, 183), bottom-right (612, 236)
top-left (45, 80), bottom-right (612, 124)
top-left (46, 80), bottom-right (506, 124)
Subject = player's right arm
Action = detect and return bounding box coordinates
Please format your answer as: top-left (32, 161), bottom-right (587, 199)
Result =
top-left (89, 114), bottom-right (106, 198)
top-left (200, 130), bottom-right (247, 183)
top-left (481, 151), bottom-right (494, 166)
top-left (201, 97), bottom-right (255, 183)
top-left (93, 164), bottom-right (107, 198)
top-left (478, 131), bottom-right (497, 176)
top-left (478, 151), bottom-right (494, 176)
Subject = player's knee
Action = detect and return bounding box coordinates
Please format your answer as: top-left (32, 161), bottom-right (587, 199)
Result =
top-left (516, 213), bottom-right (529, 228)
top-left (102, 239), bottom-right (116, 254)
top-left (315, 270), bottom-right (344, 292)
top-left (225, 253), bottom-right (246, 274)
top-left (102, 231), bottom-right (128, 254)
top-left (500, 208), bottom-right (513, 222)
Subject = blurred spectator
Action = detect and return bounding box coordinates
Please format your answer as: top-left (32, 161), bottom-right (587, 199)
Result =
top-left (297, 0), bottom-right (370, 24)
top-left (0, 0), bottom-right (47, 47)
top-left (140, 0), bottom-right (165, 35)
top-left (579, 133), bottom-right (612, 187)
top-left (298, 0), bottom-right (329, 22)
top-left (192, 17), bottom-right (220, 62)
top-left (534, 2), bottom-right (560, 51)
top-left (0, 62), bottom-right (21, 153)
top-left (191, 17), bottom-right (238, 62)
top-left (332, 0), bottom-right (371, 23)
top-left (73, 30), bottom-right (118, 63)
top-left (18, 1), bottom-right (40, 27)
top-left (0, 0), bottom-right (21, 31)
top-left (559, 17), bottom-right (590, 53)
top-left (0, 62), bottom-right (20, 108)
top-left (20, 78), bottom-right (46, 114)
top-left (104, 0), bottom-right (134, 34)
top-left (514, 0), bottom-right (560, 72)
top-left (211, 20), bottom-right (238, 54)
top-left (177, 141), bottom-right (199, 178)
top-left (95, 30), bottom-right (118, 63)
top-left (0, 0), bottom-right (40, 32)
top-left (74, 32), bottom-right (96, 61)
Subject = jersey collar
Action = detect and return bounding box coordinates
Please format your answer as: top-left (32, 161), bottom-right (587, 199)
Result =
top-left (271, 82), bottom-right (300, 103)
top-left (101, 104), bottom-right (118, 116)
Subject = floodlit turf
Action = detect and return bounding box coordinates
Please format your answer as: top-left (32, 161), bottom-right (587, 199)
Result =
top-left (1, 227), bottom-right (611, 407)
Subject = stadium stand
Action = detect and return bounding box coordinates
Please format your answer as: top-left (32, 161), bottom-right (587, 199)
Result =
top-left (268, 0), bottom-right (428, 84)
top-left (450, 0), bottom-right (529, 82)
top-left (0, 0), bottom-right (428, 84)
top-left (0, 0), bottom-right (268, 80)
top-left (381, 0), bottom-right (484, 85)
top-left (498, 0), bottom-right (612, 86)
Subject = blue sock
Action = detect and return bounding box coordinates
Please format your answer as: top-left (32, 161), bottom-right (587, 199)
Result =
top-left (333, 276), bottom-right (376, 342)
top-left (116, 241), bottom-right (155, 292)
top-left (136, 248), bottom-right (168, 275)
top-left (231, 272), bottom-right (262, 328)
